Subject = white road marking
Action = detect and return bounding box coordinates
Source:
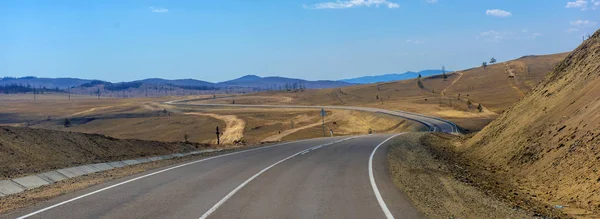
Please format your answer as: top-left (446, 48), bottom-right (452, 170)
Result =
top-left (369, 133), bottom-right (405, 219)
top-left (300, 151), bottom-right (310, 155)
top-left (14, 138), bottom-right (327, 219)
top-left (199, 137), bottom-right (356, 219)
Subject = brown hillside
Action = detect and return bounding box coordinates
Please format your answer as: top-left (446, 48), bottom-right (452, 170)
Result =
top-left (0, 126), bottom-right (207, 179)
top-left (432, 53), bottom-right (568, 113)
top-left (465, 29), bottom-right (600, 215)
top-left (194, 52), bottom-right (567, 131)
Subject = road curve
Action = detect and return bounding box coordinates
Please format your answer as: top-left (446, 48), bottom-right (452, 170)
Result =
top-left (3, 135), bottom-right (424, 219)
top-left (166, 99), bottom-right (459, 134)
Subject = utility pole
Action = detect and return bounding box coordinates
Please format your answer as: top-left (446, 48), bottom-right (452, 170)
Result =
top-left (33, 87), bottom-right (36, 102)
top-left (321, 108), bottom-right (326, 137)
top-left (216, 126), bottom-right (221, 145)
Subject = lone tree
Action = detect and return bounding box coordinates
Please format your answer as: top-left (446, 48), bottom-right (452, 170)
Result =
top-left (490, 57), bottom-right (497, 65)
top-left (482, 62), bottom-right (488, 69)
top-left (64, 118), bottom-right (71, 127)
top-left (477, 103), bottom-right (483, 112)
top-left (163, 108), bottom-right (168, 115)
top-left (467, 99), bottom-right (473, 108)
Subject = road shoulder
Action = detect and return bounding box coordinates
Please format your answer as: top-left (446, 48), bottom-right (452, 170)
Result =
top-left (386, 133), bottom-right (534, 218)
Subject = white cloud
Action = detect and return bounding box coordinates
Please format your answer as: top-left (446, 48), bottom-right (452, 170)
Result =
top-left (305, 0), bottom-right (399, 9)
top-left (405, 40), bottom-right (424, 45)
top-left (477, 30), bottom-right (541, 42)
top-left (570, 20), bottom-right (597, 26)
top-left (485, 9), bottom-right (512, 17)
top-left (150, 7), bottom-right (168, 13)
top-left (565, 0), bottom-right (599, 10)
top-left (566, 28), bottom-right (580, 33)
top-left (425, 0), bottom-right (438, 3)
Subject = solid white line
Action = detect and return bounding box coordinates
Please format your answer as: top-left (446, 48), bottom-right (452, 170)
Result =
top-left (198, 137), bottom-right (355, 219)
top-left (369, 133), bottom-right (404, 219)
top-left (15, 139), bottom-right (320, 219)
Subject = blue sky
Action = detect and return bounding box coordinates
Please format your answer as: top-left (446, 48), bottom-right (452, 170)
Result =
top-left (1, 0), bottom-right (598, 82)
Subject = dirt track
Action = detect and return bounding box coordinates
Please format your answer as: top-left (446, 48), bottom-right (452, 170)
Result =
top-left (184, 112), bottom-right (246, 144)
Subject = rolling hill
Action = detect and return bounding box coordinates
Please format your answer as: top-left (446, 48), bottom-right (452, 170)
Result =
top-left (464, 29), bottom-right (600, 214)
top-left (217, 52), bottom-right (567, 131)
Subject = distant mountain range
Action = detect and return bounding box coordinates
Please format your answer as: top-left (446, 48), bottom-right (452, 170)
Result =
top-left (0, 77), bottom-right (92, 89)
top-left (1, 70), bottom-right (449, 96)
top-left (339, 70), bottom-right (451, 84)
top-left (1, 75), bottom-right (354, 90)
top-left (219, 75), bottom-right (351, 89)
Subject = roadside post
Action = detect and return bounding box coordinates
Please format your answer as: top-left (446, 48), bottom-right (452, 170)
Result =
top-left (321, 108), bottom-right (327, 137)
top-left (216, 126), bottom-right (221, 145)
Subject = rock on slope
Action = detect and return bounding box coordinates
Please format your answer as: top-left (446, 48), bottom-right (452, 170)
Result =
top-left (466, 30), bottom-right (600, 212)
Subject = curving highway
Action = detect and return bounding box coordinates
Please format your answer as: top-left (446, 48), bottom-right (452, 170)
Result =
top-left (2, 98), bottom-right (458, 219)
top-left (166, 99), bottom-right (459, 134)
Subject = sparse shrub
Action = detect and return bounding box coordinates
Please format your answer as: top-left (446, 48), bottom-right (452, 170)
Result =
top-left (467, 100), bottom-right (473, 108)
top-left (477, 103), bottom-right (483, 112)
top-left (64, 118), bottom-right (71, 127)
top-left (184, 133), bottom-right (190, 142)
top-left (376, 95), bottom-right (379, 99)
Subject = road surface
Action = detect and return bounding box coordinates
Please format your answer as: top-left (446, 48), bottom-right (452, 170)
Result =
top-left (166, 99), bottom-right (459, 134)
top-left (4, 135), bottom-right (424, 219)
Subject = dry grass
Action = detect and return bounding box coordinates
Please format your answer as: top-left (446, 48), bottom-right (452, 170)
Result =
top-left (0, 95), bottom-right (419, 145)
top-left (282, 110), bottom-right (422, 141)
top-left (184, 112), bottom-right (246, 144)
top-left (463, 31), bottom-right (600, 217)
top-left (185, 53), bottom-right (566, 131)
top-left (387, 133), bottom-right (534, 218)
top-left (0, 126), bottom-right (208, 179)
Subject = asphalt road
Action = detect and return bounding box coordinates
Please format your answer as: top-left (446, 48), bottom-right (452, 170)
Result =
top-left (4, 134), bottom-right (424, 219)
top-left (166, 100), bottom-right (459, 134)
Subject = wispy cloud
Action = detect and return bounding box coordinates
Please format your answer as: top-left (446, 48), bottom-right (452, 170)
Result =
top-left (565, 0), bottom-right (599, 10)
top-left (570, 19), bottom-right (598, 26)
top-left (485, 9), bottom-right (512, 17)
top-left (425, 0), bottom-right (438, 3)
top-left (150, 7), bottom-right (168, 13)
top-left (405, 40), bottom-right (424, 45)
top-left (566, 28), bottom-right (580, 33)
top-left (304, 0), bottom-right (399, 9)
top-left (477, 30), bottom-right (540, 43)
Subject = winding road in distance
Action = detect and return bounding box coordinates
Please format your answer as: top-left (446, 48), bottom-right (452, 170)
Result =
top-left (166, 98), bottom-right (459, 134)
top-left (3, 98), bottom-right (457, 219)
